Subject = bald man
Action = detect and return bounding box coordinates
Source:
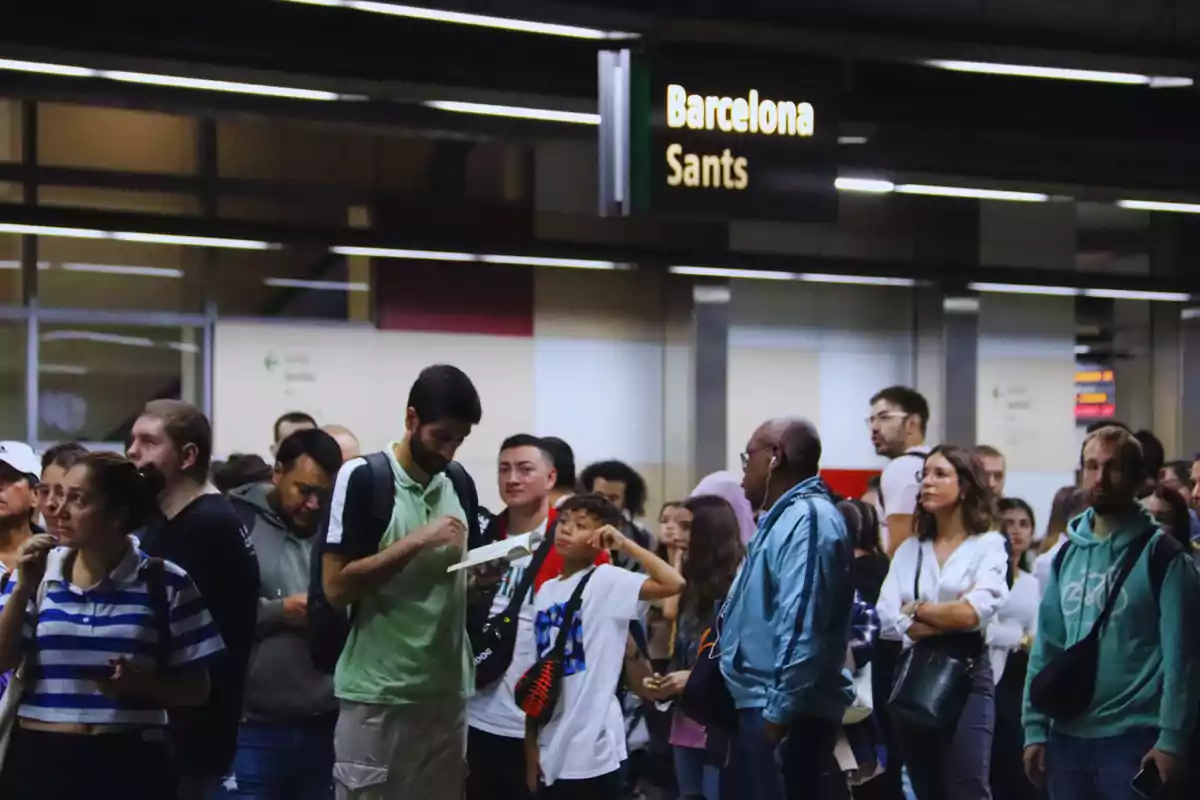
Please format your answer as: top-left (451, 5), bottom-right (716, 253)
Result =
top-left (721, 417), bottom-right (855, 800)
top-left (322, 425), bottom-right (361, 462)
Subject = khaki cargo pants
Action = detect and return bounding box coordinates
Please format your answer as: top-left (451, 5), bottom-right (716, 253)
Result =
top-left (333, 699), bottom-right (466, 800)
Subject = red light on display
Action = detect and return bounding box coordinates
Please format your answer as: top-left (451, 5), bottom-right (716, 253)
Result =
top-left (1075, 403), bottom-right (1115, 419)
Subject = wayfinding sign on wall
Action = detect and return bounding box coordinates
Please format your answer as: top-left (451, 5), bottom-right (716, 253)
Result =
top-left (599, 47), bottom-right (838, 222)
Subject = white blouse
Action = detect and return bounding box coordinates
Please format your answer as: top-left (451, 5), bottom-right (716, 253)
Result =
top-left (986, 570), bottom-right (1040, 684)
top-left (878, 531), bottom-right (1011, 647)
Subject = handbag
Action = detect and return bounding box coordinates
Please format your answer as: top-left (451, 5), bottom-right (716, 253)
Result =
top-left (887, 546), bottom-right (980, 731)
top-left (0, 575), bottom-right (48, 771)
top-left (471, 535), bottom-right (555, 689)
top-left (514, 568), bottom-right (596, 725)
top-left (1028, 527), bottom-right (1154, 719)
top-left (679, 615), bottom-right (738, 733)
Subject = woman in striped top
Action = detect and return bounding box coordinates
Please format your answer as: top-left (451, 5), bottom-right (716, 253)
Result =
top-left (0, 452), bottom-right (226, 799)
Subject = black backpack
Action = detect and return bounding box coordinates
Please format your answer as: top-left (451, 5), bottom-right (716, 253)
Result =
top-left (307, 452), bottom-right (485, 674)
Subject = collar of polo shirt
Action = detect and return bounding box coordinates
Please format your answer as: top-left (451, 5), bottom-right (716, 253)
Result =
top-left (44, 544), bottom-right (144, 587)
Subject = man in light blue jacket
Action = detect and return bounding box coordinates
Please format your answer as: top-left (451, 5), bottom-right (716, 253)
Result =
top-left (721, 417), bottom-right (855, 800)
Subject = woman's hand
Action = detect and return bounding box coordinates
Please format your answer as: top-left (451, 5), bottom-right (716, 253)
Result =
top-left (653, 670), bottom-right (690, 699)
top-left (900, 601), bottom-right (919, 617)
top-left (15, 534), bottom-right (57, 592)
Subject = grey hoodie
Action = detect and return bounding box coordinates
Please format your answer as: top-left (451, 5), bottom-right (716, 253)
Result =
top-left (229, 483), bottom-right (336, 723)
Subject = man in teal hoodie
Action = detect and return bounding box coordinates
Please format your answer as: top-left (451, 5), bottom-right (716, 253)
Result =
top-left (721, 417), bottom-right (855, 800)
top-left (1023, 425), bottom-right (1200, 800)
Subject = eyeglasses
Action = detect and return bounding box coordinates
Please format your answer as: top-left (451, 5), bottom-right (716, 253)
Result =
top-left (865, 412), bottom-right (908, 429)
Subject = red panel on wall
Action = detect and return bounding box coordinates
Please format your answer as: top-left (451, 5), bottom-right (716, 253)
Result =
top-left (821, 468), bottom-right (881, 501)
top-left (375, 260), bottom-right (534, 336)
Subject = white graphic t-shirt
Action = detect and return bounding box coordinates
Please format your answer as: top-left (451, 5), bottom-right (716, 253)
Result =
top-left (879, 445), bottom-right (930, 552)
top-left (532, 564), bottom-right (647, 785)
top-left (467, 518), bottom-right (550, 738)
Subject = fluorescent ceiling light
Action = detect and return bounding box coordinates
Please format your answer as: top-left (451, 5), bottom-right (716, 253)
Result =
top-left (837, 135), bottom-right (869, 145)
top-left (332, 246), bottom-right (474, 261)
top-left (1116, 199), bottom-right (1200, 214)
top-left (424, 100), bottom-right (600, 125)
top-left (835, 177), bottom-right (895, 194)
top-left (923, 59), bottom-right (1193, 88)
top-left (42, 330), bottom-right (156, 347)
top-left (670, 265), bottom-right (799, 281)
top-left (0, 57), bottom-right (351, 101)
top-left (799, 273), bottom-right (916, 288)
top-left (895, 184), bottom-right (1049, 202)
top-left (1073, 345), bottom-right (1091, 355)
top-left (1082, 288), bottom-right (1191, 302)
top-left (264, 277), bottom-right (370, 292)
top-left (331, 246), bottom-right (622, 270)
top-left (0, 260), bottom-right (49, 270)
top-left (39, 363), bottom-right (89, 376)
top-left (282, 0), bottom-right (635, 40)
top-left (969, 282), bottom-right (1078, 297)
top-left (0, 223), bottom-right (276, 250)
top-left (479, 254), bottom-right (620, 270)
top-left (61, 262), bottom-right (184, 278)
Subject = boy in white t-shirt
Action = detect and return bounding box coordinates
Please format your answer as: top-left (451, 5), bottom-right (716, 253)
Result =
top-left (524, 493), bottom-right (685, 799)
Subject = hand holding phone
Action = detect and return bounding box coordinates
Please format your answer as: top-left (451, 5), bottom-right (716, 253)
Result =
top-left (1133, 761), bottom-right (1164, 799)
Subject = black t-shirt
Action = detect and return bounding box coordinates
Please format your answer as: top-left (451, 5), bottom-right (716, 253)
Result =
top-left (140, 493), bottom-right (260, 777)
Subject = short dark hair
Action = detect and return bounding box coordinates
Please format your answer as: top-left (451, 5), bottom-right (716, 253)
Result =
top-left (408, 365), bottom-right (482, 426)
top-left (972, 444), bottom-right (1004, 461)
top-left (41, 441), bottom-right (88, 473)
top-left (540, 437), bottom-right (576, 490)
top-left (1134, 429), bottom-right (1165, 477)
top-left (142, 400), bottom-right (213, 482)
top-left (276, 428), bottom-right (343, 478)
top-left (558, 492), bottom-right (623, 528)
top-left (870, 386), bottom-right (929, 434)
top-left (580, 460), bottom-right (648, 517)
top-left (500, 434), bottom-right (552, 462)
top-left (273, 411), bottom-right (317, 443)
top-left (211, 454), bottom-right (273, 494)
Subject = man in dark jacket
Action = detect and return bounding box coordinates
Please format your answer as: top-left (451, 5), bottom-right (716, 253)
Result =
top-left (217, 428), bottom-right (344, 799)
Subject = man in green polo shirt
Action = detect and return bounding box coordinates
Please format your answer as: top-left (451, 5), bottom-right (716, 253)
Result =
top-left (321, 365), bottom-right (482, 800)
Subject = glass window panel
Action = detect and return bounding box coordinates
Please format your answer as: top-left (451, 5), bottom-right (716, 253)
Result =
top-left (211, 247), bottom-right (370, 322)
top-left (217, 118), bottom-right (375, 186)
top-left (38, 102), bottom-right (197, 175)
top-left (36, 237), bottom-right (204, 313)
top-left (38, 185), bottom-right (201, 216)
top-left (0, 319), bottom-right (26, 440)
top-left (0, 100), bottom-right (21, 163)
top-left (0, 233), bottom-right (21, 307)
top-left (217, 195), bottom-right (354, 227)
top-left (37, 322), bottom-right (203, 443)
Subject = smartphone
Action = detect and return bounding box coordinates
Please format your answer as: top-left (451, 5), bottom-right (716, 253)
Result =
top-left (1132, 762), bottom-right (1164, 799)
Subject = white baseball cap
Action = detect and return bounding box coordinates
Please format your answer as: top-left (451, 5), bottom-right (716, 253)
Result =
top-left (0, 441), bottom-right (40, 483)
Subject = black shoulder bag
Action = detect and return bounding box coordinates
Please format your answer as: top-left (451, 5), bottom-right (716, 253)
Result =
top-left (514, 568), bottom-right (597, 725)
top-left (888, 546), bottom-right (981, 731)
top-left (1028, 528), bottom-right (1154, 720)
top-left (472, 535), bottom-right (556, 689)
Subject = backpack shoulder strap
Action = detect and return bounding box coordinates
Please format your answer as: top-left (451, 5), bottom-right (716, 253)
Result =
top-left (550, 568), bottom-right (597, 656)
top-left (140, 557), bottom-right (172, 669)
top-left (1148, 530), bottom-right (1184, 605)
top-left (1052, 540), bottom-right (1071, 580)
top-left (444, 462), bottom-right (484, 550)
top-left (363, 451), bottom-right (396, 552)
top-left (501, 533), bottom-right (556, 617)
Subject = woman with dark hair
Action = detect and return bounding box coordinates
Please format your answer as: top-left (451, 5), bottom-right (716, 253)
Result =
top-left (1033, 486), bottom-right (1088, 593)
top-left (649, 494), bottom-right (745, 800)
top-left (878, 445), bottom-right (1010, 800)
top-left (839, 499), bottom-right (888, 606)
top-left (1139, 484), bottom-right (1195, 555)
top-left (0, 452), bottom-right (226, 799)
top-left (988, 498), bottom-right (1040, 800)
top-left (35, 443), bottom-right (87, 540)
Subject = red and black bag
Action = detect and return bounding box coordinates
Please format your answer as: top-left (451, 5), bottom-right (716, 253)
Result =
top-left (514, 568), bottom-right (597, 725)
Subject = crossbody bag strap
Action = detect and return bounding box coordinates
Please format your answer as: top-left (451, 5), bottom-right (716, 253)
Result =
top-left (1089, 528), bottom-right (1155, 637)
top-left (549, 568), bottom-right (596, 657)
top-left (500, 532), bottom-right (556, 618)
top-left (913, 545), bottom-right (923, 602)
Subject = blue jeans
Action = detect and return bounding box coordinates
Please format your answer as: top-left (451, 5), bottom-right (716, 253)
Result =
top-left (674, 745), bottom-right (721, 800)
top-left (211, 715), bottom-right (336, 800)
top-left (1046, 727), bottom-right (1157, 800)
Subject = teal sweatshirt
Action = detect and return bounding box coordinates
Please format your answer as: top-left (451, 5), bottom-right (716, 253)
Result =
top-left (1023, 507), bottom-right (1200, 755)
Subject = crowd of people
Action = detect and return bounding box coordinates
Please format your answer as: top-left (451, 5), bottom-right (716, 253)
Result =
top-left (0, 367), bottom-right (1196, 800)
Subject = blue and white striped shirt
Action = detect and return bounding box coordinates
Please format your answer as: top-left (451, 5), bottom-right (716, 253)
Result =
top-left (0, 545), bottom-right (225, 726)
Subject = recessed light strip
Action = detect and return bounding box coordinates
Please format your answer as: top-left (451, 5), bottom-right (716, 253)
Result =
top-left (0, 222), bottom-right (276, 250)
top-left (922, 59), bottom-right (1193, 88)
top-left (894, 184), bottom-right (1049, 203)
top-left (0, 57), bottom-right (352, 101)
top-left (969, 282), bottom-right (1192, 302)
top-left (1117, 199), bottom-right (1200, 214)
top-left (423, 100), bottom-right (600, 125)
top-left (281, 0), bottom-right (636, 40)
top-left (669, 266), bottom-right (914, 287)
top-left (330, 246), bottom-right (622, 270)
top-left (264, 277), bottom-right (370, 292)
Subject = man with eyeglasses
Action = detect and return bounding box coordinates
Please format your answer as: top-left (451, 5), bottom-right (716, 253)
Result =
top-left (218, 428), bottom-right (345, 799)
top-left (867, 386), bottom-right (932, 559)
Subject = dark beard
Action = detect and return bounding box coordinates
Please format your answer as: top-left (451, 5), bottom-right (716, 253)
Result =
top-left (409, 434), bottom-right (449, 476)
